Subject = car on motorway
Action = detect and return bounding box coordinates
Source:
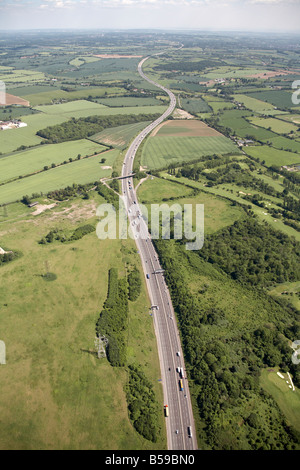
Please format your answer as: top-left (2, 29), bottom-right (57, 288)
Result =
top-left (146, 274), bottom-right (150, 279)
top-left (177, 351), bottom-right (180, 357)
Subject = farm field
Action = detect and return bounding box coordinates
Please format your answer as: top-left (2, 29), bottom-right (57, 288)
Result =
top-left (34, 99), bottom-right (109, 116)
top-left (244, 145), bottom-right (300, 167)
top-left (0, 113), bottom-right (69, 153)
top-left (96, 97), bottom-right (161, 107)
top-left (0, 69), bottom-right (45, 84)
top-left (142, 136), bottom-right (237, 170)
top-left (180, 97), bottom-right (212, 114)
top-left (0, 194), bottom-right (166, 450)
top-left (281, 114), bottom-right (300, 124)
top-left (141, 121), bottom-right (238, 170)
top-left (0, 149), bottom-right (119, 204)
top-left (203, 67), bottom-right (271, 79)
top-left (90, 121), bottom-right (151, 150)
top-left (266, 136), bottom-right (300, 153)
top-left (233, 94), bottom-right (277, 113)
top-left (248, 116), bottom-right (299, 135)
top-left (246, 90), bottom-right (298, 110)
top-left (218, 115), bottom-right (278, 141)
top-left (0, 140), bottom-right (108, 184)
top-left (34, 100), bottom-right (166, 120)
top-left (17, 86), bottom-right (127, 107)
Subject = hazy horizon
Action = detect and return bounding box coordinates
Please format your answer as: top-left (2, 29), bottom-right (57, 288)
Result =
top-left (0, 0), bottom-right (299, 34)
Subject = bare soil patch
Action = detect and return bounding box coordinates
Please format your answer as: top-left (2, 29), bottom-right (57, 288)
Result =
top-left (154, 119), bottom-right (222, 137)
top-left (0, 93), bottom-right (30, 107)
top-left (247, 69), bottom-right (299, 79)
top-left (31, 203), bottom-right (57, 216)
top-left (172, 108), bottom-right (194, 120)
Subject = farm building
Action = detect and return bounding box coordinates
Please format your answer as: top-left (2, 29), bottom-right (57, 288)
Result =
top-left (0, 120), bottom-right (27, 131)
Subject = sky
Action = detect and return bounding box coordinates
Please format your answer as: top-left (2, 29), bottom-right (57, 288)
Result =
top-left (0, 0), bottom-right (299, 32)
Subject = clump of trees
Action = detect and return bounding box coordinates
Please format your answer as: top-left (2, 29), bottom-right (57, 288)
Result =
top-left (96, 182), bottom-right (120, 210)
top-left (37, 113), bottom-right (161, 143)
top-left (47, 183), bottom-right (95, 201)
top-left (127, 266), bottom-right (142, 302)
top-left (95, 268), bottom-right (128, 367)
top-left (39, 224), bottom-right (95, 244)
top-left (0, 250), bottom-right (20, 266)
top-left (198, 218), bottom-right (300, 286)
top-left (125, 365), bottom-right (160, 443)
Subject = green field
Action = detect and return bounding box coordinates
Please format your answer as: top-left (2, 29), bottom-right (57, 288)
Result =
top-left (96, 97), bottom-right (161, 107)
top-left (266, 136), bottom-right (300, 153)
top-left (137, 176), bottom-right (244, 235)
top-left (34, 100), bottom-right (166, 120)
top-left (180, 97), bottom-right (212, 114)
top-left (0, 113), bottom-right (69, 153)
top-left (246, 90), bottom-right (297, 110)
top-left (90, 121), bottom-right (151, 150)
top-left (34, 99), bottom-right (108, 117)
top-left (0, 140), bottom-right (108, 184)
top-left (141, 135), bottom-right (238, 170)
top-left (233, 94), bottom-right (276, 113)
top-left (269, 281), bottom-right (300, 312)
top-left (19, 87), bottom-right (127, 107)
top-left (249, 116), bottom-right (299, 135)
top-left (0, 69), bottom-right (45, 84)
top-left (244, 145), bottom-right (300, 167)
top-left (260, 368), bottom-right (300, 433)
top-left (137, 176), bottom-right (193, 203)
top-left (161, 172), bottom-right (300, 242)
top-left (0, 194), bottom-right (166, 450)
top-left (0, 149), bottom-right (119, 204)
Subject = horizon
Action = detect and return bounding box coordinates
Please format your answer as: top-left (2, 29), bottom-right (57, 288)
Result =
top-left (0, 0), bottom-right (299, 33)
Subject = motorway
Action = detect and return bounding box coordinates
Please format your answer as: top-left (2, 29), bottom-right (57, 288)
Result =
top-left (121, 55), bottom-right (198, 451)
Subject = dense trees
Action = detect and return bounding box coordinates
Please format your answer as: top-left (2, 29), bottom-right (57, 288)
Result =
top-left (153, 234), bottom-right (300, 450)
top-left (95, 268), bottom-right (128, 367)
top-left (37, 113), bottom-right (161, 143)
top-left (127, 266), bottom-right (142, 302)
top-left (199, 218), bottom-right (300, 286)
top-left (0, 250), bottom-right (20, 266)
top-left (125, 365), bottom-right (160, 443)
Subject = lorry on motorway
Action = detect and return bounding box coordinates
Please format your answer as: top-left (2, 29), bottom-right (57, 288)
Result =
top-left (187, 426), bottom-right (192, 438)
top-left (179, 379), bottom-right (183, 391)
top-left (180, 368), bottom-right (184, 379)
top-left (164, 405), bottom-right (169, 417)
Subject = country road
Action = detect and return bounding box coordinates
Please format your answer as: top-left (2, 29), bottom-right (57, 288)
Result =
top-left (121, 52), bottom-right (198, 451)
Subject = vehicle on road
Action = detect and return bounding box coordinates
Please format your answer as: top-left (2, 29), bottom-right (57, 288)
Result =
top-left (164, 405), bottom-right (169, 417)
top-left (146, 274), bottom-right (150, 279)
top-left (179, 379), bottom-right (183, 391)
top-left (188, 426), bottom-right (192, 438)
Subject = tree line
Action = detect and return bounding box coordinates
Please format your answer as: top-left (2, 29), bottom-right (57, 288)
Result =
top-left (36, 113), bottom-right (161, 144)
